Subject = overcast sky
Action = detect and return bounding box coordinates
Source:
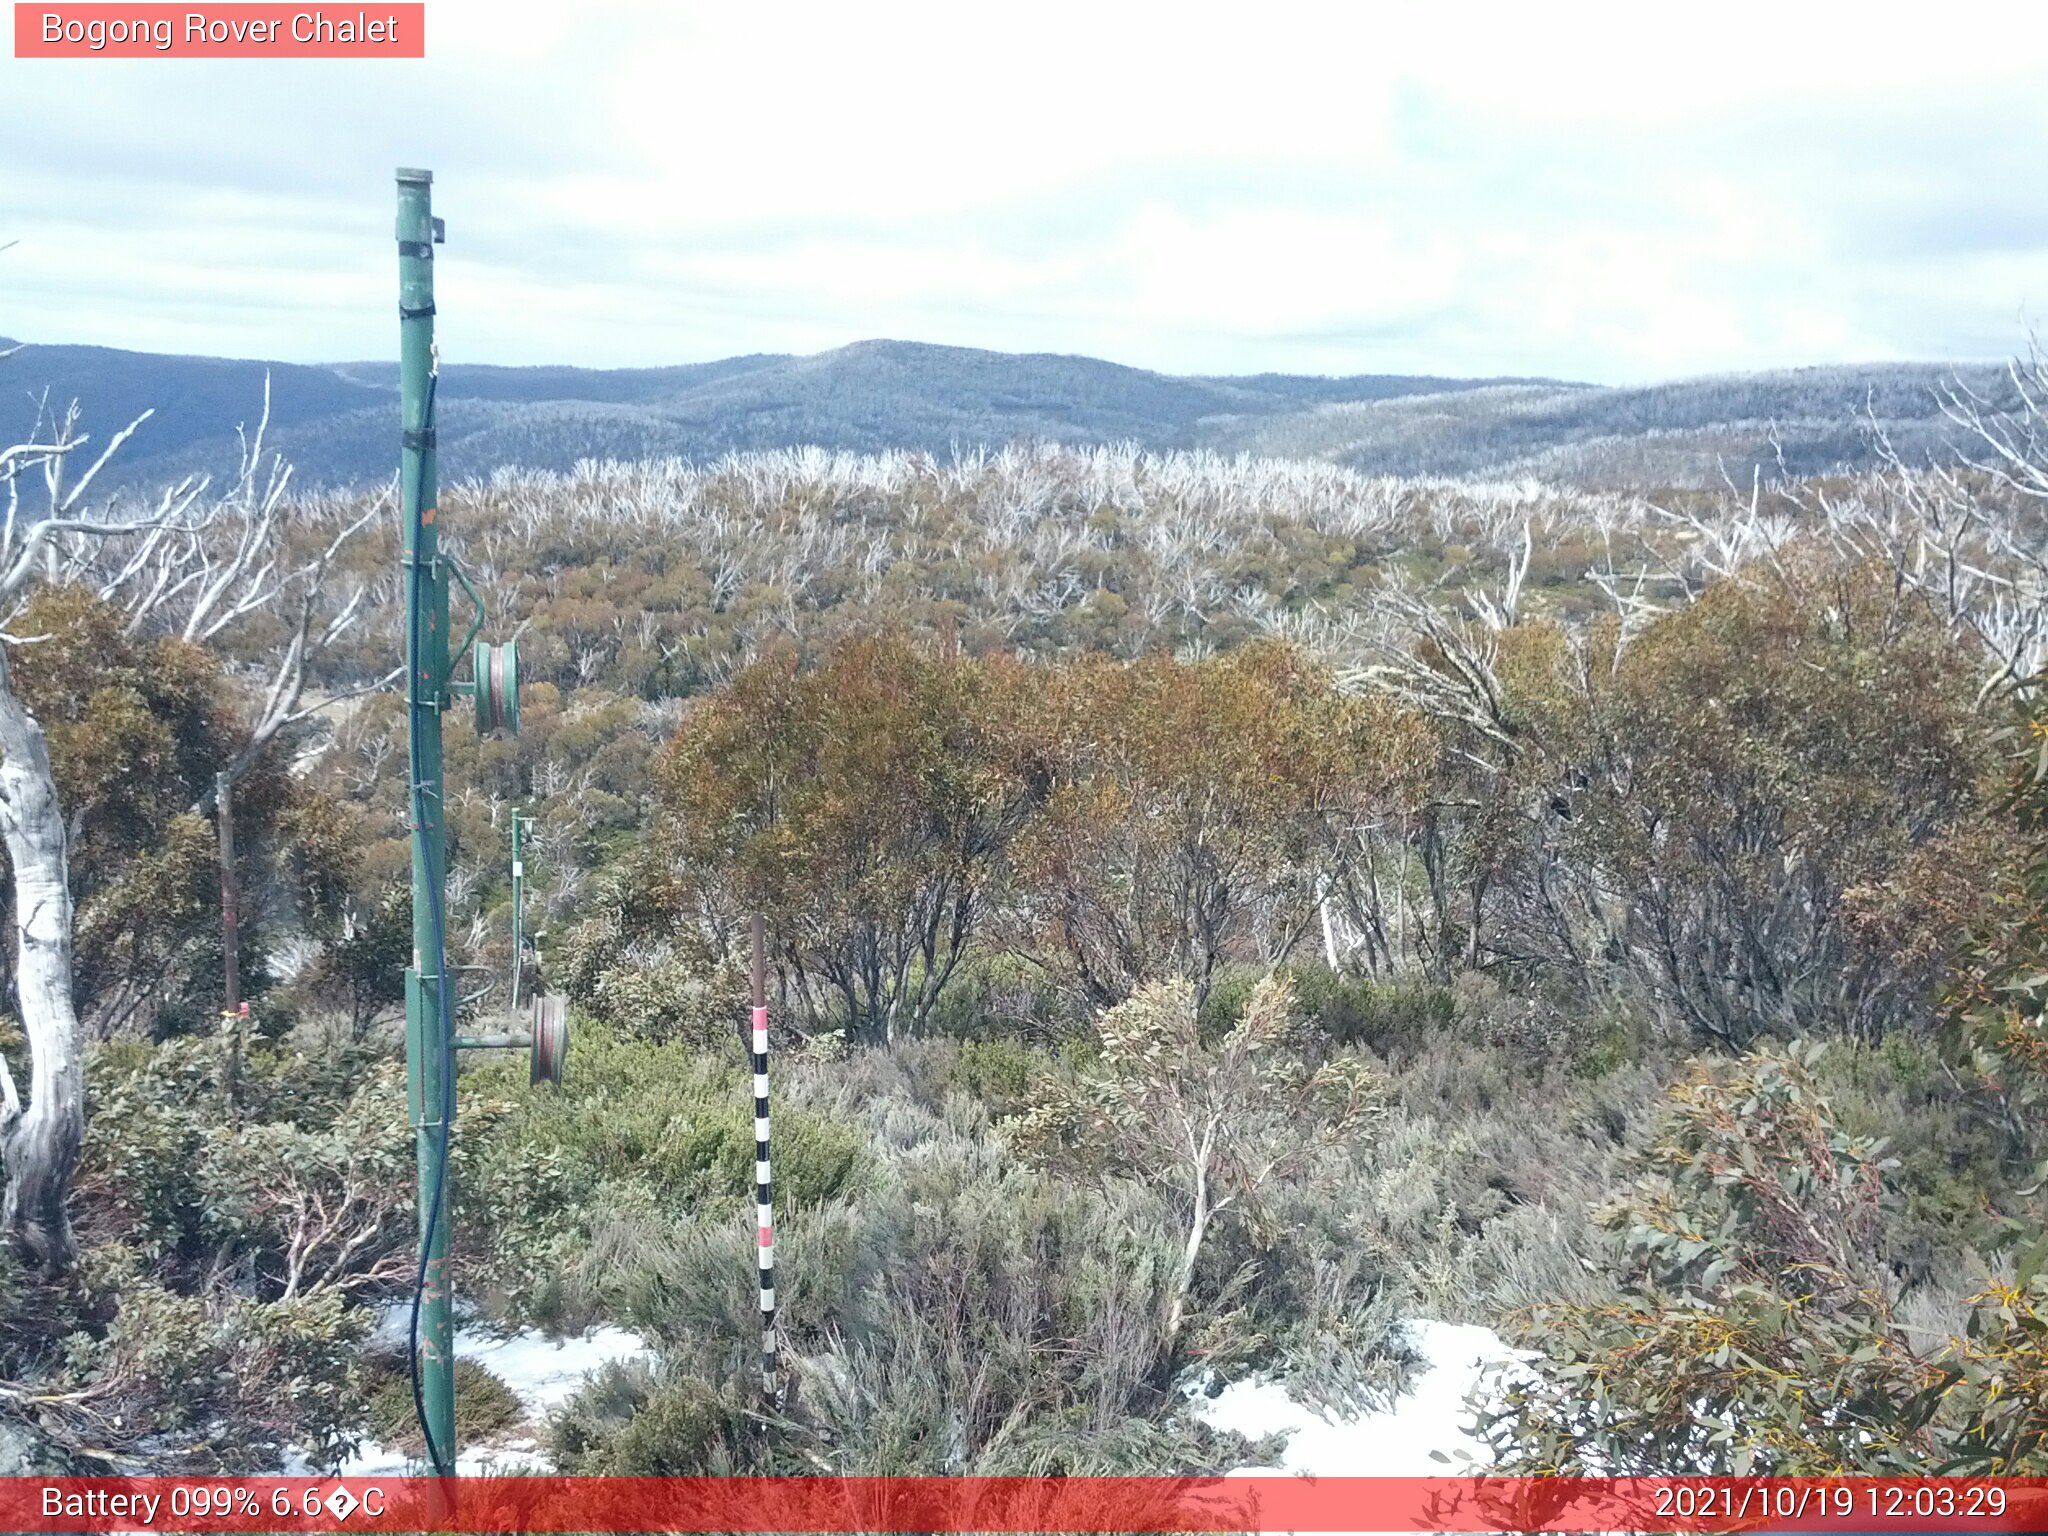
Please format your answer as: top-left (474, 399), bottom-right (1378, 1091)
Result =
top-left (4, 2), bottom-right (2046, 384)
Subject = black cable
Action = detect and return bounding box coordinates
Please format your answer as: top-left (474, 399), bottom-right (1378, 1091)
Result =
top-left (403, 368), bottom-right (457, 1479)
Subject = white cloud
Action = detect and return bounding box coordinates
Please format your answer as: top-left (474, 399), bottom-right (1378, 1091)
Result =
top-left (2, 0), bottom-right (2045, 380)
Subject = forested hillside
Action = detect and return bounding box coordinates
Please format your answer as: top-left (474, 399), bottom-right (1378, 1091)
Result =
top-left (5, 333), bottom-right (2017, 495)
top-left (1206, 362), bottom-right (2027, 485)
top-left (1, 350), bottom-right (2046, 1479)
top-left (0, 337), bottom-right (1538, 492)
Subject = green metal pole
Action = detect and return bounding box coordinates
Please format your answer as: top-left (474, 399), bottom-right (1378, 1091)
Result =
top-left (510, 810), bottom-right (526, 1015)
top-left (397, 165), bottom-right (456, 1475)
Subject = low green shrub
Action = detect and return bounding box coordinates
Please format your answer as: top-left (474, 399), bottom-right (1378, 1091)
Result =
top-left (77, 1035), bottom-right (413, 1295)
top-left (926, 948), bottom-right (1086, 1044)
top-left (553, 860), bottom-right (747, 1046)
top-left (0, 1036), bottom-right (425, 1471)
top-left (1572, 999), bottom-right (1649, 1079)
top-left (953, 1037), bottom-right (1046, 1118)
top-left (1200, 962), bottom-right (1454, 1053)
top-left (367, 1358), bottom-right (522, 1450)
top-left (1815, 1032), bottom-right (2025, 1290)
top-left (554, 1106), bottom-right (1197, 1476)
top-left (457, 1018), bottom-right (870, 1322)
top-left (549, 1360), bottom-right (780, 1475)
top-left (575, 950), bottom-right (748, 1048)
top-left (48, 1247), bottom-right (372, 1472)
top-left (1483, 1042), bottom-right (1939, 1475)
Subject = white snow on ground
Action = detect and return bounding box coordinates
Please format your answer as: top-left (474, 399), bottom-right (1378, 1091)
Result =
top-left (308, 1309), bottom-right (1521, 1480)
top-left (299, 1304), bottom-right (654, 1477)
top-left (1191, 1319), bottom-right (1535, 1477)
top-left (449, 1323), bottom-right (654, 1417)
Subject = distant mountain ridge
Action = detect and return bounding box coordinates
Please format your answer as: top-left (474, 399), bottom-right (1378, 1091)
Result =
top-left (0, 334), bottom-right (2008, 493)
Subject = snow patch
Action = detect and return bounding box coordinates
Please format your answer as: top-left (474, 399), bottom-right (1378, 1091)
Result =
top-left (447, 1321), bottom-right (653, 1417)
top-left (1191, 1318), bottom-right (1535, 1477)
top-left (297, 1305), bottom-right (654, 1477)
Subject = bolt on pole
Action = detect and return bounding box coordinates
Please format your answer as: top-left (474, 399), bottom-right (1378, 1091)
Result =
top-left (397, 164), bottom-right (456, 1476)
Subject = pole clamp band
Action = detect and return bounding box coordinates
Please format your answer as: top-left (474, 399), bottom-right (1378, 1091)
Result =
top-left (402, 429), bottom-right (437, 451)
top-left (399, 303), bottom-right (437, 320)
top-left (397, 240), bottom-right (435, 258)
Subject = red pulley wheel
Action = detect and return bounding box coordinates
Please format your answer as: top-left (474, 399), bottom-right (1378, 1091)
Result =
top-left (531, 993), bottom-right (568, 1086)
top-left (474, 638), bottom-right (521, 737)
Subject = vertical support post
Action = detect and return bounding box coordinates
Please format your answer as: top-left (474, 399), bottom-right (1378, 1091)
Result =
top-left (509, 810), bottom-right (526, 1015)
top-left (397, 165), bottom-right (456, 1476)
top-left (751, 914), bottom-right (779, 1403)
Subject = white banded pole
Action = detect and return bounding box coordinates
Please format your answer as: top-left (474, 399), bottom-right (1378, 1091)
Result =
top-left (750, 914), bottom-right (779, 1403)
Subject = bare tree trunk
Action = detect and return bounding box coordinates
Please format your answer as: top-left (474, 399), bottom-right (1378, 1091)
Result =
top-left (217, 769), bottom-right (239, 1016)
top-left (216, 769), bottom-right (244, 1111)
top-left (1317, 880), bottom-right (1341, 970)
top-left (0, 646), bottom-right (81, 1275)
top-left (1165, 1118), bottom-right (1218, 1349)
top-left (1166, 1189), bottom-right (1209, 1349)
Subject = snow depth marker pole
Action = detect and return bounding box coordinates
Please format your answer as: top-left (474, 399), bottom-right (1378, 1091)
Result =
top-left (751, 914), bottom-right (780, 1403)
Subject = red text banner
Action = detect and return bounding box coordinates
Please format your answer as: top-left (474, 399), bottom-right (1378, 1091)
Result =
top-left (14, 4), bottom-right (424, 57)
top-left (6, 1476), bottom-right (2048, 1533)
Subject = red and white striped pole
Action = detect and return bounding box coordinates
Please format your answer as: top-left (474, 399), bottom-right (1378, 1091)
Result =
top-left (749, 915), bottom-right (779, 1403)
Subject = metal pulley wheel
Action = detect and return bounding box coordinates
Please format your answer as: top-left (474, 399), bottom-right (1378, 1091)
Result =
top-left (474, 638), bottom-right (520, 736)
top-left (530, 992), bottom-right (568, 1086)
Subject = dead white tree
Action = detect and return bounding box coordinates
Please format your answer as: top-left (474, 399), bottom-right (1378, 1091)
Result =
top-left (0, 379), bottom-right (388, 1272)
top-left (0, 398), bottom-right (169, 1272)
top-left (1850, 348), bottom-right (2048, 701)
top-left (70, 381), bottom-right (397, 808)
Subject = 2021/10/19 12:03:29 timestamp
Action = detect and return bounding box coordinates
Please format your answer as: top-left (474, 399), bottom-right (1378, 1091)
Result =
top-left (1655, 1479), bottom-right (2011, 1526)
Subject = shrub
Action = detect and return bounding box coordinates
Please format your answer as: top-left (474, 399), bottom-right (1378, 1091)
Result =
top-left (1287, 964), bottom-right (1455, 1051)
top-left (549, 1360), bottom-right (785, 1475)
top-left (953, 1037), bottom-right (1045, 1119)
top-left (46, 1248), bottom-right (373, 1472)
top-left (1912, 687), bottom-right (2048, 1470)
top-left (1013, 645), bottom-right (1426, 1011)
top-left (77, 1034), bottom-right (412, 1296)
top-left (6, 586), bottom-right (354, 1040)
top-left (554, 864), bottom-right (747, 1046)
top-left (578, 950), bottom-right (746, 1047)
top-left (654, 637), bottom-right (1042, 1043)
top-left (194, 1069), bottom-right (413, 1300)
top-left (1554, 560), bottom-right (1990, 1044)
top-left (1484, 1043), bottom-right (1945, 1474)
top-left (556, 1103), bottom-right (1198, 1476)
top-left (1814, 1035), bottom-right (2016, 1290)
top-left (1202, 962), bottom-right (1456, 1055)
top-left (457, 1020), bottom-right (870, 1322)
top-left (367, 1358), bottom-right (522, 1451)
top-left (314, 881), bottom-right (411, 1037)
top-left (0, 1032), bottom-right (429, 1470)
top-left (926, 948), bottom-right (1085, 1045)
top-left (1014, 975), bottom-right (1388, 1350)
